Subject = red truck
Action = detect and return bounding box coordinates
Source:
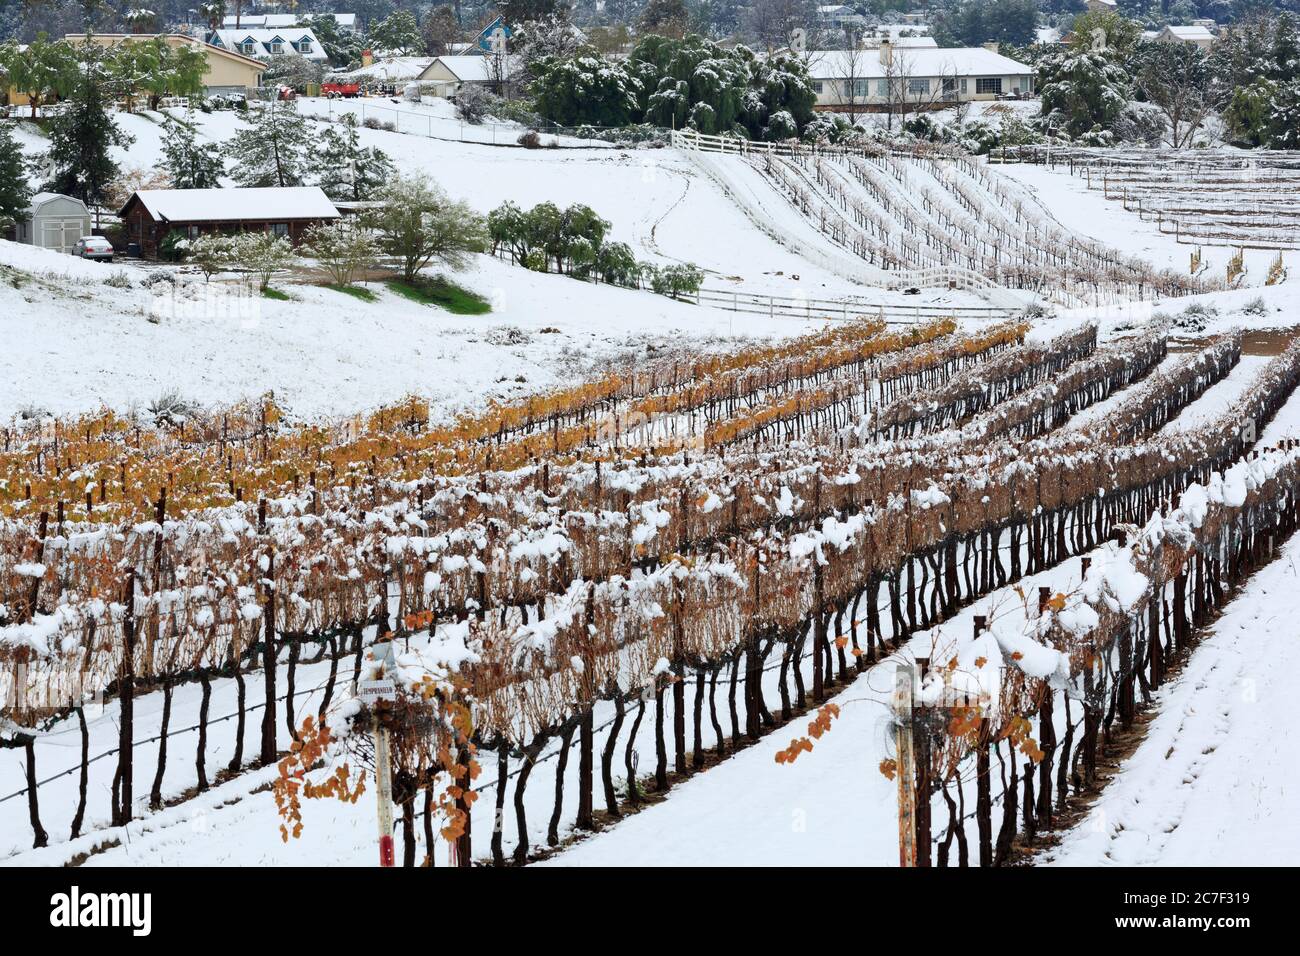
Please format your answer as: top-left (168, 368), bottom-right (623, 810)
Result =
top-left (322, 82), bottom-right (361, 99)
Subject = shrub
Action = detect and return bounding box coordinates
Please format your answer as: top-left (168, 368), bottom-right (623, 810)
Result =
top-left (454, 84), bottom-right (490, 124)
top-left (158, 230), bottom-right (190, 262)
top-left (300, 221), bottom-right (381, 288)
top-left (148, 390), bottom-right (199, 426)
top-left (648, 263), bottom-right (704, 297)
top-left (518, 130), bottom-right (542, 148)
top-left (594, 241), bottom-right (640, 287)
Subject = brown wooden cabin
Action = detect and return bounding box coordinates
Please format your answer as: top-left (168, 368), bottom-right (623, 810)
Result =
top-left (118, 187), bottom-right (342, 259)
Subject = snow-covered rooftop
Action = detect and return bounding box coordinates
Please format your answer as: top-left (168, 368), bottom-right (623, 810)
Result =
top-left (1163, 25), bottom-right (1215, 41)
top-left (333, 56), bottom-right (433, 82)
top-left (124, 187), bottom-right (341, 223)
top-left (864, 36), bottom-right (938, 48)
top-left (804, 47), bottom-right (1034, 80)
top-left (223, 13), bottom-right (357, 30)
top-left (423, 54), bottom-right (521, 83)
top-left (208, 28), bottom-right (329, 61)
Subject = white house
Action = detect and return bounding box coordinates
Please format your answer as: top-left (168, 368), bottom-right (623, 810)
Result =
top-left (1156, 25), bottom-right (1216, 49)
top-left (222, 13), bottom-right (358, 33)
top-left (416, 54), bottom-right (521, 97)
top-left (1085, 0), bottom-right (1117, 12)
top-left (207, 28), bottom-right (329, 62)
top-left (817, 5), bottom-right (867, 31)
top-left (16, 193), bottom-right (93, 255)
top-left (804, 43), bottom-right (1036, 111)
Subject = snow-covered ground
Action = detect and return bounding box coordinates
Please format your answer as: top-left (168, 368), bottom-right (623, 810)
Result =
top-left (0, 241), bottom-right (823, 419)
top-left (1043, 529), bottom-right (1300, 866)
top-left (0, 102), bottom-right (999, 420)
top-left (995, 160), bottom-right (1280, 281)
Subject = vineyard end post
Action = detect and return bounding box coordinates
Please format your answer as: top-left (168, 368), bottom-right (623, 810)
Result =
top-left (894, 663), bottom-right (916, 868)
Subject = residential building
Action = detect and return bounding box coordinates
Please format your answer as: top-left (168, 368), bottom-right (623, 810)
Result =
top-left (61, 33), bottom-right (267, 96)
top-left (207, 28), bottom-right (329, 62)
top-left (416, 54), bottom-right (521, 97)
top-left (222, 13), bottom-right (358, 32)
top-left (1156, 25), bottom-right (1216, 49)
top-left (804, 43), bottom-right (1036, 110)
top-left (118, 187), bottom-right (341, 259)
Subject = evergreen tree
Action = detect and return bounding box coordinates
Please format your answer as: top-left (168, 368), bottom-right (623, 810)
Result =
top-left (43, 38), bottom-right (133, 207)
top-left (224, 100), bottom-right (309, 188)
top-left (530, 52), bottom-right (642, 127)
top-left (0, 123), bottom-right (32, 229)
top-left (301, 14), bottom-right (366, 68)
top-left (370, 10), bottom-right (423, 55)
top-left (161, 116), bottom-right (225, 189)
top-left (315, 114), bottom-right (395, 202)
top-left (1037, 48), bottom-right (1131, 139)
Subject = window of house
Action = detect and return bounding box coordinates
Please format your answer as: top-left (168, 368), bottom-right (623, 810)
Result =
top-left (270, 40), bottom-right (283, 53)
top-left (242, 41), bottom-right (256, 55)
top-left (851, 79), bottom-right (870, 97)
top-left (298, 39), bottom-right (312, 53)
top-left (187, 225), bottom-right (201, 239)
top-left (976, 77), bottom-right (1002, 95)
top-left (811, 80), bottom-right (823, 94)
top-left (271, 223), bottom-right (289, 237)
top-left (960, 78), bottom-right (968, 93)
top-left (876, 79), bottom-right (889, 96)
top-left (908, 78), bottom-right (929, 95)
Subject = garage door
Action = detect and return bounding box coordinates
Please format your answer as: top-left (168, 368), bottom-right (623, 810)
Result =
top-left (40, 218), bottom-right (86, 255)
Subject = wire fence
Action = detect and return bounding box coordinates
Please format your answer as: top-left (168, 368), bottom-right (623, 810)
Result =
top-left (285, 97), bottom-right (642, 150)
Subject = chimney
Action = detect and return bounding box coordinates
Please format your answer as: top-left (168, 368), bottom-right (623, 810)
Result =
top-left (879, 38), bottom-right (893, 67)
top-left (983, 41), bottom-right (1000, 53)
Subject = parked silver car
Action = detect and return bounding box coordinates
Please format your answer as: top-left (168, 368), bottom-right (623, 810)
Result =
top-left (74, 236), bottom-right (115, 262)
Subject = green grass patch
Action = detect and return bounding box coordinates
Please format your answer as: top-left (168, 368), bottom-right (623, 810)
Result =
top-left (385, 276), bottom-right (491, 315)
top-left (261, 287), bottom-right (292, 301)
top-left (329, 284), bottom-right (379, 303)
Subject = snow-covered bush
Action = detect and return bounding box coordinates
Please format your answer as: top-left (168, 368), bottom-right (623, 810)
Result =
top-left (647, 263), bottom-right (704, 297)
top-left (300, 222), bottom-right (381, 288)
top-left (454, 84), bottom-right (490, 125)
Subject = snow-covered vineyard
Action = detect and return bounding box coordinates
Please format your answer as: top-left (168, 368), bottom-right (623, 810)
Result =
top-left (2, 72), bottom-right (1299, 881)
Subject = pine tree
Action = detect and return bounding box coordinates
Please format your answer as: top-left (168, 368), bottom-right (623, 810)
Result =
top-left (0, 123), bottom-right (32, 229)
top-left (44, 38), bottom-right (133, 207)
top-left (161, 116), bottom-right (225, 189)
top-left (315, 114), bottom-right (394, 202)
top-left (224, 100), bottom-right (309, 188)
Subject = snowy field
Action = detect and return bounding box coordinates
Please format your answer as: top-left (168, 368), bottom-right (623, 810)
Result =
top-left (1043, 529), bottom-right (1300, 866)
top-left (0, 239), bottom-right (823, 419)
top-left (995, 160), bottom-right (1281, 281)
top-left (5, 90), bottom-right (1300, 872)
top-left (2, 102), bottom-right (1002, 420)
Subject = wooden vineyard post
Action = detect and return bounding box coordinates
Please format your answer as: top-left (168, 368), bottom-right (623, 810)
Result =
top-left (894, 663), bottom-right (916, 868)
top-left (373, 712), bottom-right (395, 868)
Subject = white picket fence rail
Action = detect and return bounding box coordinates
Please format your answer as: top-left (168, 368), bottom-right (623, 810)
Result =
top-left (687, 287), bottom-right (1022, 324)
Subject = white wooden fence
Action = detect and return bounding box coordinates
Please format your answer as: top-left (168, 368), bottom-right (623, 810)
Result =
top-left (688, 287), bottom-right (1021, 324)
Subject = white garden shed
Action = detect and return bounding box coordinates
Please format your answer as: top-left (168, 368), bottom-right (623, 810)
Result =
top-left (16, 193), bottom-right (93, 255)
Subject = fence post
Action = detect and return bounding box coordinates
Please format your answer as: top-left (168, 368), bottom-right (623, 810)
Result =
top-left (894, 663), bottom-right (916, 868)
